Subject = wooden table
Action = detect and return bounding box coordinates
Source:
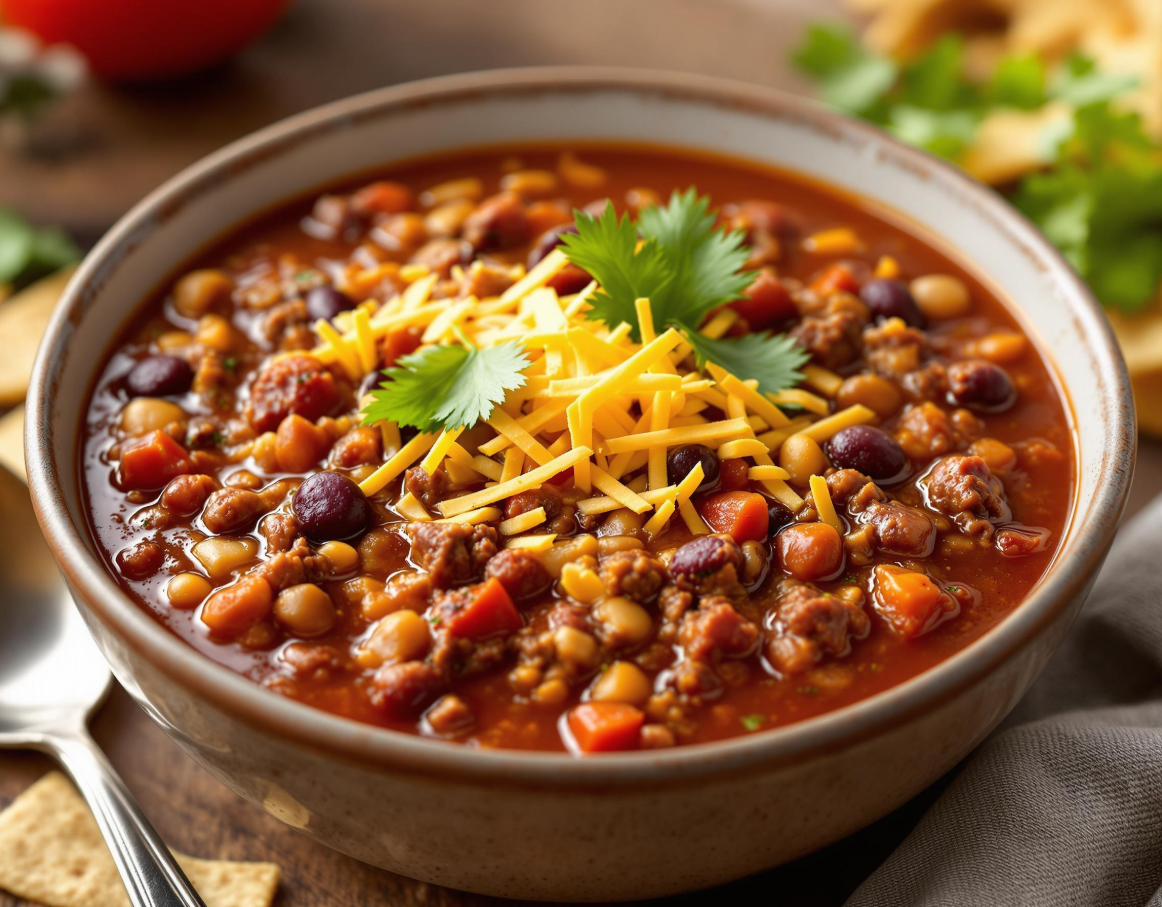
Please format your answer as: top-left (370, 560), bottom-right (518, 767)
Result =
top-left (2, 0), bottom-right (1160, 903)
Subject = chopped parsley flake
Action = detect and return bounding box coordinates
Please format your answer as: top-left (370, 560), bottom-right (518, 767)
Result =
top-left (740, 714), bottom-right (766, 732)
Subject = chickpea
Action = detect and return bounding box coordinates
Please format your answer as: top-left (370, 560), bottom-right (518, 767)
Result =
top-left (173, 269), bottom-right (234, 319)
top-left (167, 572), bottom-right (212, 610)
top-left (969, 332), bottom-right (1027, 365)
top-left (598, 508), bottom-right (645, 538)
top-left (593, 596), bottom-right (653, 648)
top-left (969, 437), bottom-right (1018, 472)
top-left (424, 199), bottom-right (475, 238)
top-left (910, 274), bottom-right (971, 320)
top-left (836, 373), bottom-right (901, 418)
top-left (532, 677), bottom-right (569, 705)
top-left (499, 169), bottom-right (558, 199)
top-left (596, 535), bottom-right (645, 557)
top-left (357, 609), bottom-right (431, 668)
top-left (359, 528), bottom-right (406, 576)
top-left (120, 398), bottom-right (186, 436)
top-left (554, 626), bottom-right (600, 670)
top-left (317, 540), bottom-right (360, 575)
top-left (421, 177), bottom-right (483, 208)
top-left (776, 522), bottom-right (843, 581)
top-left (273, 583), bottom-right (336, 637)
top-left (275, 414), bottom-right (328, 473)
top-left (532, 534), bottom-right (599, 578)
top-left (590, 661), bottom-right (652, 705)
top-left (155, 330), bottom-right (194, 353)
top-left (195, 314), bottom-right (234, 353)
top-left (778, 435), bottom-right (828, 486)
top-left (740, 540), bottom-right (768, 584)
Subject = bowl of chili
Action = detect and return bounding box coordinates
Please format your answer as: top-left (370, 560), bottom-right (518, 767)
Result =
top-left (25, 68), bottom-right (1134, 899)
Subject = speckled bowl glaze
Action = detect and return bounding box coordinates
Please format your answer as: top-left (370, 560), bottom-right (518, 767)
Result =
top-left (26, 69), bottom-right (1134, 901)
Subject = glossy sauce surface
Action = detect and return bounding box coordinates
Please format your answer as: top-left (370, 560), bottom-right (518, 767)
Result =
top-left (81, 144), bottom-right (1073, 751)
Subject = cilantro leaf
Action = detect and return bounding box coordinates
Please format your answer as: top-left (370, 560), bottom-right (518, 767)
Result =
top-left (682, 329), bottom-right (809, 397)
top-left (792, 24), bottom-right (896, 117)
top-left (1051, 54), bottom-right (1139, 108)
top-left (888, 105), bottom-right (978, 161)
top-left (557, 203), bottom-right (671, 336)
top-left (898, 35), bottom-right (970, 112)
top-left (638, 188), bottom-right (755, 329)
top-left (361, 341), bottom-right (530, 432)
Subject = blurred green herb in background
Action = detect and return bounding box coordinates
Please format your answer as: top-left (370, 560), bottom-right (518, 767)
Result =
top-left (0, 208), bottom-right (79, 289)
top-left (793, 24), bottom-right (1162, 312)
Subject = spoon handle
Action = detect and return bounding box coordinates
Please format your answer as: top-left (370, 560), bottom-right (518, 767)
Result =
top-left (48, 729), bottom-right (208, 907)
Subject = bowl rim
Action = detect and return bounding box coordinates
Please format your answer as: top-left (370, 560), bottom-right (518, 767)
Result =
top-left (26, 66), bottom-right (1135, 785)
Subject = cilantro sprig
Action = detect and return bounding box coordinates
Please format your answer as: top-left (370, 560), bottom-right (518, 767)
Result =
top-left (559, 191), bottom-right (808, 393)
top-left (361, 338), bottom-right (530, 433)
top-left (793, 24), bottom-right (1162, 312)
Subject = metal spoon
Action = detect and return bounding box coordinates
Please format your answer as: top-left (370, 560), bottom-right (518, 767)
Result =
top-left (0, 464), bottom-right (206, 907)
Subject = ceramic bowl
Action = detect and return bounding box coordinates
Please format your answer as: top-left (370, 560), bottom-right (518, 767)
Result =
top-left (25, 68), bottom-right (1135, 901)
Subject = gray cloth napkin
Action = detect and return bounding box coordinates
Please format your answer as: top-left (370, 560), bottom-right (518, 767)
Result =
top-left (846, 494), bottom-right (1162, 907)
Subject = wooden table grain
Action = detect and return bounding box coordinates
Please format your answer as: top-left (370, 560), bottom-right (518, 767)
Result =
top-left (1, 0), bottom-right (1159, 903)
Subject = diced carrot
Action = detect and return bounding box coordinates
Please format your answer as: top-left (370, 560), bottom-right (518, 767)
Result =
top-left (201, 574), bottom-right (273, 637)
top-left (776, 522), bottom-right (843, 581)
top-left (118, 430), bottom-right (193, 490)
top-left (445, 577), bottom-right (522, 639)
top-left (350, 181), bottom-right (412, 216)
top-left (566, 702), bottom-right (645, 753)
top-left (698, 491), bottom-right (770, 542)
top-left (809, 262), bottom-right (860, 297)
top-left (275, 413), bottom-right (329, 473)
top-left (872, 565), bottom-right (952, 638)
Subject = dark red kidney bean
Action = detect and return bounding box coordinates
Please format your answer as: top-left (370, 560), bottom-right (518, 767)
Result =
top-left (546, 262), bottom-right (592, 296)
top-left (292, 472), bottom-right (371, 542)
top-left (528, 223), bottom-right (578, 268)
top-left (767, 501), bottom-right (796, 536)
top-left (826, 425), bottom-right (909, 482)
top-left (669, 535), bottom-right (743, 580)
top-left (116, 540), bottom-right (163, 579)
top-left (860, 279), bottom-right (926, 328)
top-left (667, 444), bottom-right (720, 491)
top-left (305, 285), bottom-right (356, 321)
top-left (947, 360), bottom-right (1016, 412)
top-left (125, 355), bottom-right (193, 397)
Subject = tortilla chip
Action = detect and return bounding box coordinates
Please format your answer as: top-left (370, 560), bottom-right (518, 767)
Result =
top-left (0, 404), bottom-right (23, 479)
top-left (1109, 303), bottom-right (1162, 437)
top-left (960, 102), bottom-right (1069, 184)
top-left (0, 266), bottom-right (75, 407)
top-left (0, 772), bottom-right (280, 907)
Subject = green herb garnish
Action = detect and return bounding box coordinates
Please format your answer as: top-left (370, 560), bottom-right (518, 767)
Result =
top-left (792, 24), bottom-right (1162, 312)
top-left (361, 339), bottom-right (530, 433)
top-left (560, 191), bottom-right (808, 393)
top-left (740, 714), bottom-right (766, 732)
top-left (0, 208), bottom-right (79, 288)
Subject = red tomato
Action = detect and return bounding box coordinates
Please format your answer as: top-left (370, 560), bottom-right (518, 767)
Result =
top-left (1, 0), bottom-right (290, 81)
top-left (729, 268), bottom-right (797, 330)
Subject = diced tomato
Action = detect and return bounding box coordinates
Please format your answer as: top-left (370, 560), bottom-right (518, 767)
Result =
top-left (445, 577), bottom-right (522, 639)
top-left (118, 430), bottom-right (193, 490)
top-left (380, 325), bottom-right (424, 370)
top-left (729, 268), bottom-right (797, 330)
top-left (698, 491), bottom-right (770, 542)
top-left (872, 565), bottom-right (953, 638)
top-left (809, 262), bottom-right (860, 297)
top-left (566, 702), bottom-right (644, 753)
top-left (546, 467), bottom-right (574, 486)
